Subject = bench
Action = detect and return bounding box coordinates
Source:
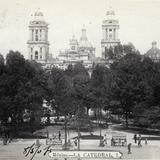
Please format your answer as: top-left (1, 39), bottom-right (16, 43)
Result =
top-left (111, 135), bottom-right (127, 146)
top-left (46, 138), bottom-right (62, 146)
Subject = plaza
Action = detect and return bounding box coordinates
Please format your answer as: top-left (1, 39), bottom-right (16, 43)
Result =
top-left (0, 124), bottom-right (160, 160)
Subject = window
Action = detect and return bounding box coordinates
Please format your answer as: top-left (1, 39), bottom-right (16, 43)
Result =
top-left (32, 30), bottom-right (34, 41)
top-left (31, 55), bottom-right (33, 60)
top-left (109, 21), bottom-right (112, 23)
top-left (40, 47), bottom-right (42, 53)
top-left (31, 48), bottom-right (33, 53)
top-left (109, 29), bottom-right (112, 32)
top-left (109, 34), bottom-right (112, 38)
top-left (40, 30), bottom-right (42, 41)
top-left (35, 30), bottom-right (38, 41)
top-left (35, 51), bottom-right (38, 60)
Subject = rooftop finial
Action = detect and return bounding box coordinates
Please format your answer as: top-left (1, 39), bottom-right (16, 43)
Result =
top-left (34, 8), bottom-right (43, 17)
top-left (106, 6), bottom-right (115, 16)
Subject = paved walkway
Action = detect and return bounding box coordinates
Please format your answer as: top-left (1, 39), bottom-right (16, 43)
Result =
top-left (0, 125), bottom-right (160, 159)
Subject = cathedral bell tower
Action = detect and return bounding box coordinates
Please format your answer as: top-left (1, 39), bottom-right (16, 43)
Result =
top-left (101, 8), bottom-right (120, 59)
top-left (27, 10), bottom-right (49, 63)
top-left (69, 35), bottom-right (79, 53)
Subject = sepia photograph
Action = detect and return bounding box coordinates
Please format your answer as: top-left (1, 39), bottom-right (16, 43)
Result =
top-left (0, 0), bottom-right (160, 159)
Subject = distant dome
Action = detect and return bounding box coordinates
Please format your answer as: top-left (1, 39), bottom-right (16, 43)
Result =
top-left (79, 27), bottom-right (92, 48)
top-left (70, 35), bottom-right (78, 45)
top-left (146, 41), bottom-right (160, 62)
top-left (79, 40), bottom-right (92, 48)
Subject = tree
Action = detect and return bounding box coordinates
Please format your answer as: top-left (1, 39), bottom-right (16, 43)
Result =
top-left (90, 64), bottom-right (111, 139)
top-left (65, 63), bottom-right (90, 114)
top-left (110, 53), bottom-right (150, 127)
top-left (132, 57), bottom-right (160, 128)
top-left (46, 67), bottom-right (75, 116)
top-left (0, 51), bottom-right (46, 133)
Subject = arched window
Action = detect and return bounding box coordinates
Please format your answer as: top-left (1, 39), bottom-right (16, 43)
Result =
top-left (35, 51), bottom-right (38, 60)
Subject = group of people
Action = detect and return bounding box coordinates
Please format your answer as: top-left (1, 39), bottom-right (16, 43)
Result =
top-left (127, 134), bottom-right (148, 154)
top-left (1, 125), bottom-right (12, 145)
top-left (133, 134), bottom-right (147, 146)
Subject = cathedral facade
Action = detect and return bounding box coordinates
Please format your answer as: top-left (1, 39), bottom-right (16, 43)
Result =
top-left (27, 8), bottom-right (120, 70)
top-left (57, 27), bottom-right (96, 67)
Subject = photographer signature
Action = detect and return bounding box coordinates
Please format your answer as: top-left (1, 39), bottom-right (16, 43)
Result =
top-left (23, 143), bottom-right (54, 160)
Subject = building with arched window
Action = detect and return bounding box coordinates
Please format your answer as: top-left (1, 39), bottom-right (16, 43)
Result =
top-left (27, 8), bottom-right (120, 70)
top-left (27, 9), bottom-right (50, 63)
top-left (101, 8), bottom-right (120, 59)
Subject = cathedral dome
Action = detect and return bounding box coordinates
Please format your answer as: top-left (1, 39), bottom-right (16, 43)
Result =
top-left (34, 9), bottom-right (44, 21)
top-left (79, 27), bottom-right (92, 48)
top-left (146, 41), bottom-right (160, 62)
top-left (79, 40), bottom-right (92, 48)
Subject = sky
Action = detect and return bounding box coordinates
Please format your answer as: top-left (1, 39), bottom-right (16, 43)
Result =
top-left (0, 0), bottom-right (160, 58)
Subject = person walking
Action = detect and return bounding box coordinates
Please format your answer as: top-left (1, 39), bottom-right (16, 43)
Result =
top-left (128, 143), bottom-right (132, 154)
top-left (138, 134), bottom-right (142, 147)
top-left (145, 138), bottom-right (148, 145)
top-left (2, 126), bottom-right (7, 145)
top-left (58, 131), bottom-right (61, 140)
top-left (104, 134), bottom-right (107, 144)
top-left (74, 138), bottom-right (78, 147)
top-left (133, 134), bottom-right (137, 143)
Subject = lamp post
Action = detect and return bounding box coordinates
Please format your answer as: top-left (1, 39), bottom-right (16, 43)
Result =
top-left (99, 105), bottom-right (104, 146)
top-left (64, 114), bottom-right (68, 150)
top-left (77, 104), bottom-right (80, 151)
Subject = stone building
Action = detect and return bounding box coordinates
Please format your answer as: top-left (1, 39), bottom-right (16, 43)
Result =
top-left (58, 26), bottom-right (95, 64)
top-left (27, 8), bottom-right (120, 70)
top-left (27, 10), bottom-right (50, 63)
top-left (101, 8), bottom-right (120, 59)
top-left (145, 41), bottom-right (160, 62)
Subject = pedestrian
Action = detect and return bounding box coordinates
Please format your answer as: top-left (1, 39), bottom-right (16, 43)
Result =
top-left (36, 138), bottom-right (40, 147)
top-left (111, 138), bottom-right (114, 146)
top-left (58, 130), bottom-right (61, 140)
top-left (104, 134), bottom-right (107, 144)
top-left (138, 134), bottom-right (142, 147)
top-left (74, 138), bottom-right (77, 147)
top-left (133, 134), bottom-right (137, 143)
top-left (128, 143), bottom-right (132, 154)
top-left (3, 126), bottom-right (8, 145)
top-left (6, 128), bottom-right (10, 143)
top-left (145, 138), bottom-right (148, 145)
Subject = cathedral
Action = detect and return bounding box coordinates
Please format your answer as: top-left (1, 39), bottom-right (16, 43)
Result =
top-left (27, 8), bottom-right (120, 70)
